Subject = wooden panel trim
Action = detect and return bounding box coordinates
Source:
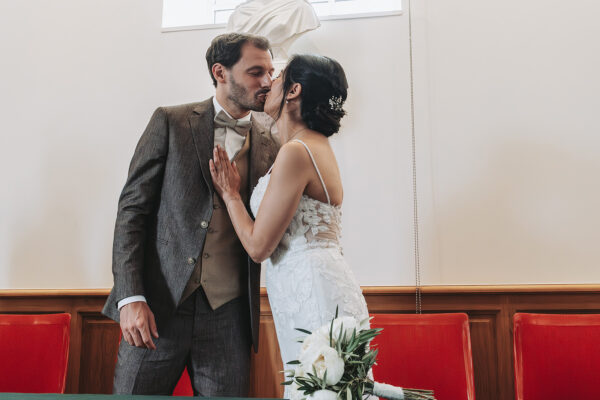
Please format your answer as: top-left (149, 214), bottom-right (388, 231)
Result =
top-left (2, 284), bottom-right (599, 298)
top-left (360, 284), bottom-right (600, 294)
top-left (0, 289), bottom-right (111, 297)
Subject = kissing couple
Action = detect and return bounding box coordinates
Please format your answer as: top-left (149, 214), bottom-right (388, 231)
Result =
top-left (104, 32), bottom-right (370, 399)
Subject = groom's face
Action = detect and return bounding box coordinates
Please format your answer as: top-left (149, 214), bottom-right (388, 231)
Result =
top-left (225, 43), bottom-right (274, 112)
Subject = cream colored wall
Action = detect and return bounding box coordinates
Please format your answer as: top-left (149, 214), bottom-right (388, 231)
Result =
top-left (412, 0), bottom-right (600, 284)
top-left (0, 0), bottom-right (598, 289)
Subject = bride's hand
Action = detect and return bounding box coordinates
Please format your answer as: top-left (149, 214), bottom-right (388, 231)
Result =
top-left (209, 145), bottom-right (241, 205)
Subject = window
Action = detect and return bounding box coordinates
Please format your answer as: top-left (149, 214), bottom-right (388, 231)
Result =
top-left (162, 0), bottom-right (402, 31)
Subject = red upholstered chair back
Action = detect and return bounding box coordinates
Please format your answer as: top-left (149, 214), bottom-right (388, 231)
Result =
top-left (116, 333), bottom-right (193, 396)
top-left (0, 313), bottom-right (71, 393)
top-left (172, 367), bottom-right (193, 396)
top-left (513, 313), bottom-right (600, 400)
top-left (370, 313), bottom-right (476, 400)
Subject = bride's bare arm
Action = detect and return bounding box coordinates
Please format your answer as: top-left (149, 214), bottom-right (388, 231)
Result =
top-left (210, 143), bottom-right (309, 263)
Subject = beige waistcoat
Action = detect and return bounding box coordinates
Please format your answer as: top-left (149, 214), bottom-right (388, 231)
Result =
top-left (180, 134), bottom-right (250, 309)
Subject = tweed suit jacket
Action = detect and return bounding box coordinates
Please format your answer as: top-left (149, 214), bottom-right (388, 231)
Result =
top-left (102, 98), bottom-right (279, 351)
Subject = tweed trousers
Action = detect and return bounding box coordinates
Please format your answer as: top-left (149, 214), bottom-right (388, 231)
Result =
top-left (113, 287), bottom-right (251, 396)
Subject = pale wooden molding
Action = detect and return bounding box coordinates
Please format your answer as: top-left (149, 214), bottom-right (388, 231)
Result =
top-left (0, 289), bottom-right (111, 297)
top-left (359, 284), bottom-right (600, 294)
top-left (1, 284), bottom-right (599, 297)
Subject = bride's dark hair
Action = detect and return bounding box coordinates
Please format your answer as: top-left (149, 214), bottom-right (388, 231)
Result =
top-left (277, 54), bottom-right (348, 137)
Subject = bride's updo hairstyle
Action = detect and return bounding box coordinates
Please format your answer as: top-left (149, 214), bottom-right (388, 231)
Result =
top-left (278, 54), bottom-right (348, 137)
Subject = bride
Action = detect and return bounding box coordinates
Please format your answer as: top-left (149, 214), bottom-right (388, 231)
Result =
top-left (209, 54), bottom-right (370, 395)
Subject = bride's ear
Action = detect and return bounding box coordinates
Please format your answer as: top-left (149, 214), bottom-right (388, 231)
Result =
top-left (286, 83), bottom-right (302, 102)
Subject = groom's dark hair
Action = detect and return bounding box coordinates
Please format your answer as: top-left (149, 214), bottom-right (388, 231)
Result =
top-left (206, 33), bottom-right (272, 87)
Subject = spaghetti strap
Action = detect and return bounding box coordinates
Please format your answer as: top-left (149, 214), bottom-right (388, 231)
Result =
top-left (292, 139), bottom-right (331, 205)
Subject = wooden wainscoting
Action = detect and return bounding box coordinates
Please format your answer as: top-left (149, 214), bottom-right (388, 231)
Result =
top-left (1, 285), bottom-right (599, 399)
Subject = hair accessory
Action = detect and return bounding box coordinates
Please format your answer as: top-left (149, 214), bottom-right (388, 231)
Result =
top-left (328, 95), bottom-right (344, 112)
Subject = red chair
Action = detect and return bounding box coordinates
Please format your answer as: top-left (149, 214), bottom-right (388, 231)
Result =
top-left (513, 313), bottom-right (600, 400)
top-left (116, 333), bottom-right (193, 396)
top-left (172, 367), bottom-right (193, 396)
top-left (0, 313), bottom-right (71, 393)
top-left (370, 313), bottom-right (476, 400)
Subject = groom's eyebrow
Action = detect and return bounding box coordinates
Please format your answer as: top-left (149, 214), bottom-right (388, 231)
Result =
top-left (246, 66), bottom-right (264, 73)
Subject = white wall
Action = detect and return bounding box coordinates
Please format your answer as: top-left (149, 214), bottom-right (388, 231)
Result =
top-left (414, 0), bottom-right (600, 284)
top-left (0, 0), bottom-right (598, 289)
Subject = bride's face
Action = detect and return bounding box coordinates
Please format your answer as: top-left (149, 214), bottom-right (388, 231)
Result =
top-left (264, 72), bottom-right (284, 118)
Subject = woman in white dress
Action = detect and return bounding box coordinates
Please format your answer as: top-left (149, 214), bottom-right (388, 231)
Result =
top-left (210, 54), bottom-right (370, 395)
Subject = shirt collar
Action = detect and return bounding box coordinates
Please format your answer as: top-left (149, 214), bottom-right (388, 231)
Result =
top-left (213, 97), bottom-right (252, 122)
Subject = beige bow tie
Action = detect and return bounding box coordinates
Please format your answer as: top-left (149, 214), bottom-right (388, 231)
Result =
top-left (214, 110), bottom-right (252, 136)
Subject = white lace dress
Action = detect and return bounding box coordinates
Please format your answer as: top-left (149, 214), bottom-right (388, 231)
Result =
top-left (250, 140), bottom-right (371, 398)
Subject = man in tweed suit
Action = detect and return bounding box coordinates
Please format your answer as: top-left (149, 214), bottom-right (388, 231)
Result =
top-left (102, 33), bottom-right (279, 395)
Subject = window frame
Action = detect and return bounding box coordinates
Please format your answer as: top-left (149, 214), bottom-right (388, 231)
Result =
top-left (161, 0), bottom-right (403, 33)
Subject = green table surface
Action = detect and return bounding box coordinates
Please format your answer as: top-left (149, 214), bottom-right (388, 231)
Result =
top-left (0, 395), bottom-right (280, 400)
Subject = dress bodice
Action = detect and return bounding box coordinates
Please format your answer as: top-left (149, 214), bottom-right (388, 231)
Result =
top-left (249, 141), bottom-right (343, 264)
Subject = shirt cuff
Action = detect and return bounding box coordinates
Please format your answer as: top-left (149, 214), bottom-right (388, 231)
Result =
top-left (118, 295), bottom-right (147, 310)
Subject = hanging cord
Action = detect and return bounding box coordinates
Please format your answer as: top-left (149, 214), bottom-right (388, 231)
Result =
top-left (407, 0), bottom-right (422, 314)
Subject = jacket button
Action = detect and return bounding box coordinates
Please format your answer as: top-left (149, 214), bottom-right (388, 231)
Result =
top-left (200, 221), bottom-right (208, 229)
top-left (203, 253), bottom-right (210, 259)
top-left (187, 257), bottom-right (196, 265)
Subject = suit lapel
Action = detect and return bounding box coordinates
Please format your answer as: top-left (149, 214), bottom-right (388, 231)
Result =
top-left (189, 99), bottom-right (215, 193)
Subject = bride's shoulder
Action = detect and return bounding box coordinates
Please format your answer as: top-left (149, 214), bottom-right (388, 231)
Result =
top-left (272, 141), bottom-right (312, 171)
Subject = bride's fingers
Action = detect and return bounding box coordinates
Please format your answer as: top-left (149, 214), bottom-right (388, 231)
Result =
top-left (213, 147), bottom-right (221, 170)
top-left (218, 145), bottom-right (227, 163)
top-left (209, 159), bottom-right (221, 183)
top-left (215, 145), bottom-right (226, 167)
top-left (219, 146), bottom-right (231, 174)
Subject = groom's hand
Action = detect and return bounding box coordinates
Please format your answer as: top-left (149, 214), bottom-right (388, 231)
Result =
top-left (120, 301), bottom-right (159, 350)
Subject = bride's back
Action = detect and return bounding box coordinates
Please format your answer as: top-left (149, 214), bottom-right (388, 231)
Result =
top-left (291, 134), bottom-right (343, 207)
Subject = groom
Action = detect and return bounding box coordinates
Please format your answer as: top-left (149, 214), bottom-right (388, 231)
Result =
top-left (103, 33), bottom-right (279, 395)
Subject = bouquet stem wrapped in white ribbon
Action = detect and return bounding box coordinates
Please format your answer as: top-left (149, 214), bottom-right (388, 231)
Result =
top-left (283, 310), bottom-right (435, 400)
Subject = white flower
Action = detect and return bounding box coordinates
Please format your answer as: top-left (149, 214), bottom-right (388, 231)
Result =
top-left (308, 389), bottom-right (338, 400)
top-left (299, 330), bottom-right (331, 365)
top-left (311, 346), bottom-right (345, 385)
top-left (318, 316), bottom-right (363, 344)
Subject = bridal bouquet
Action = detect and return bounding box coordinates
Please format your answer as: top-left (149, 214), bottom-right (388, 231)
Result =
top-left (283, 311), bottom-right (435, 400)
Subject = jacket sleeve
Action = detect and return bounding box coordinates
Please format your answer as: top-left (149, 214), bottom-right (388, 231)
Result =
top-left (111, 107), bottom-right (169, 303)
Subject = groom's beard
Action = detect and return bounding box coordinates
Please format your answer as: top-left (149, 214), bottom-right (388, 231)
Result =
top-left (228, 76), bottom-right (269, 112)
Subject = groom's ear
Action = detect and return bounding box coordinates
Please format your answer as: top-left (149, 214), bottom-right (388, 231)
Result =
top-left (212, 63), bottom-right (227, 85)
top-left (286, 82), bottom-right (302, 101)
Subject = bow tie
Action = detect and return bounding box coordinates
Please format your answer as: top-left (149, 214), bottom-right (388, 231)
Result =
top-left (214, 110), bottom-right (252, 136)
